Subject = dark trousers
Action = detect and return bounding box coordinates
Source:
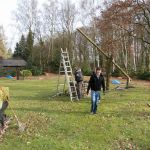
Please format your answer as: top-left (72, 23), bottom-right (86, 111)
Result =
top-left (76, 81), bottom-right (83, 99)
top-left (0, 101), bottom-right (8, 127)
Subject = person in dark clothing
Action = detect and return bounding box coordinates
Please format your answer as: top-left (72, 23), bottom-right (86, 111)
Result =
top-left (74, 68), bottom-right (83, 99)
top-left (87, 67), bottom-right (105, 114)
top-left (0, 100), bottom-right (9, 128)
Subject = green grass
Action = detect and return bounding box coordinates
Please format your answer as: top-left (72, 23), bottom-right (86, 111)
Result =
top-left (0, 78), bottom-right (150, 150)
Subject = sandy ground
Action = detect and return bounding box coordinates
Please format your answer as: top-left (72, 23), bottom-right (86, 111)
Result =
top-left (27, 73), bottom-right (150, 88)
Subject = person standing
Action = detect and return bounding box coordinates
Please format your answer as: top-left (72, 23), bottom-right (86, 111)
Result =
top-left (0, 87), bottom-right (9, 134)
top-left (87, 67), bottom-right (105, 114)
top-left (74, 68), bottom-right (83, 100)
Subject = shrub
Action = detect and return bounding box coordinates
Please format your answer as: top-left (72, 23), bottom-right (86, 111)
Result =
top-left (0, 70), bottom-right (4, 77)
top-left (111, 69), bottom-right (122, 77)
top-left (10, 70), bottom-right (16, 77)
top-left (20, 70), bottom-right (32, 78)
top-left (129, 70), bottom-right (137, 78)
top-left (31, 66), bottom-right (43, 76)
top-left (82, 66), bottom-right (91, 76)
top-left (137, 71), bottom-right (150, 80)
top-left (49, 60), bottom-right (59, 73)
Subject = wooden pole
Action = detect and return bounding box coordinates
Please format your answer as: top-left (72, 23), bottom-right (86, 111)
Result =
top-left (106, 56), bottom-right (113, 90)
top-left (16, 67), bottom-right (20, 80)
top-left (77, 28), bottom-right (131, 88)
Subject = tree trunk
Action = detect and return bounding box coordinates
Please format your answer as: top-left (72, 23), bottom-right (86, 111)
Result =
top-left (146, 49), bottom-right (150, 72)
top-left (16, 67), bottom-right (20, 80)
top-left (106, 56), bottom-right (112, 91)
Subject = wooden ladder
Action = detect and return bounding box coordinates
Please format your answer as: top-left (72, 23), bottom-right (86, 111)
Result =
top-left (56, 48), bottom-right (78, 101)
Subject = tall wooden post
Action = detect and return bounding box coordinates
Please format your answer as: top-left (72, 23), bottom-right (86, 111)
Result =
top-left (77, 28), bottom-right (131, 88)
top-left (106, 56), bottom-right (113, 90)
top-left (16, 67), bottom-right (20, 80)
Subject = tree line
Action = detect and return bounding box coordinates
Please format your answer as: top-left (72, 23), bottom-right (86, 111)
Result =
top-left (11, 0), bottom-right (150, 79)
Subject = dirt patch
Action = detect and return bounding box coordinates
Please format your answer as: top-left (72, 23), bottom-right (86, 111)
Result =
top-left (132, 79), bottom-right (150, 88)
top-left (27, 73), bottom-right (150, 88)
top-left (27, 73), bottom-right (58, 80)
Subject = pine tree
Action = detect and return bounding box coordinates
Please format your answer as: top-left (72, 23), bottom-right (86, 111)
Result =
top-left (25, 28), bottom-right (34, 66)
top-left (13, 34), bottom-right (26, 59)
top-left (19, 35), bottom-right (26, 59)
top-left (13, 42), bottom-right (21, 58)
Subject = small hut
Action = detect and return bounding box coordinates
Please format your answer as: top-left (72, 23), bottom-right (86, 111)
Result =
top-left (0, 58), bottom-right (26, 80)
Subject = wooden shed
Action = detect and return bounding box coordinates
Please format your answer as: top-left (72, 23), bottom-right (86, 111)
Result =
top-left (0, 58), bottom-right (26, 80)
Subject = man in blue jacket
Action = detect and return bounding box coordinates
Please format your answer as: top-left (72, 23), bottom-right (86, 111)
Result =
top-left (87, 67), bottom-right (105, 114)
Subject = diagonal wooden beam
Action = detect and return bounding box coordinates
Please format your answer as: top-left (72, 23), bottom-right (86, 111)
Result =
top-left (77, 28), bottom-right (131, 87)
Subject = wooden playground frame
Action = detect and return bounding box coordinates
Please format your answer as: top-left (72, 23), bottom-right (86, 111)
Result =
top-left (77, 28), bottom-right (131, 89)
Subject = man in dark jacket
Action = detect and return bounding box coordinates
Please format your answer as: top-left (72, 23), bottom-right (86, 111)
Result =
top-left (87, 67), bottom-right (105, 114)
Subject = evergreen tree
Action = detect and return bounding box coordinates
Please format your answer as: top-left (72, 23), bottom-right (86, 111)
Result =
top-left (25, 28), bottom-right (34, 66)
top-left (19, 35), bottom-right (26, 59)
top-left (13, 42), bottom-right (21, 58)
top-left (13, 34), bottom-right (26, 59)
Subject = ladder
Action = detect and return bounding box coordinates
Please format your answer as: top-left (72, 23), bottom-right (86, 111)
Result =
top-left (56, 48), bottom-right (78, 101)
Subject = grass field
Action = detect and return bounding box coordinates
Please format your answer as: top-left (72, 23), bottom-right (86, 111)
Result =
top-left (0, 77), bottom-right (150, 150)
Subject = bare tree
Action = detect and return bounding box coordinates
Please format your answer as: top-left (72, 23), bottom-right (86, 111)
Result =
top-left (43, 0), bottom-right (59, 63)
top-left (58, 0), bottom-right (77, 63)
top-left (133, 0), bottom-right (150, 71)
top-left (14, 0), bottom-right (39, 34)
top-left (79, 0), bottom-right (102, 69)
top-left (0, 26), bottom-right (7, 58)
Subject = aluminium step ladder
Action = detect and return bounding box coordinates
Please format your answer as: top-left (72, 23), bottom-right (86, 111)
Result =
top-left (56, 48), bottom-right (78, 101)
